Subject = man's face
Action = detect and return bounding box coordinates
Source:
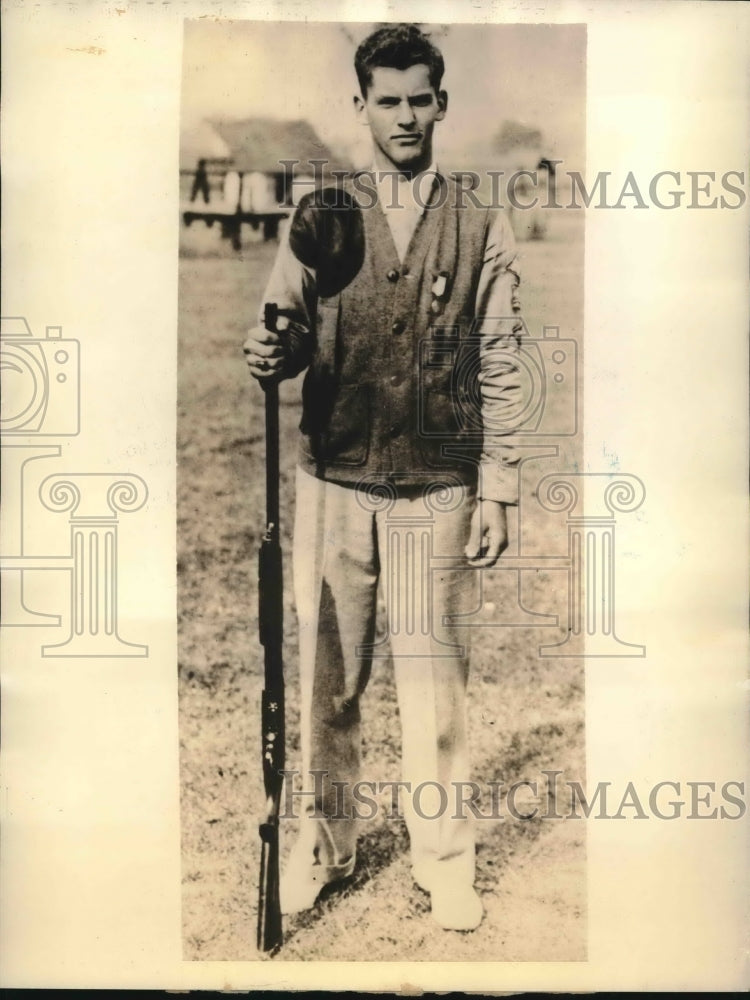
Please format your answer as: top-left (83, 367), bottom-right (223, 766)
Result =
top-left (354, 63), bottom-right (447, 171)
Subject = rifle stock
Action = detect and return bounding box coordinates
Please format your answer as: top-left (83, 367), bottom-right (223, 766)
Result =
top-left (256, 302), bottom-right (285, 954)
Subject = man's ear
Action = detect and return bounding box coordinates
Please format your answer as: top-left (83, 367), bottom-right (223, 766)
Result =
top-left (436, 89), bottom-right (448, 121)
top-left (353, 93), bottom-right (368, 124)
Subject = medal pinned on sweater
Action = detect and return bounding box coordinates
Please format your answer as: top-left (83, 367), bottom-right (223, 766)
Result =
top-left (430, 270), bottom-right (451, 316)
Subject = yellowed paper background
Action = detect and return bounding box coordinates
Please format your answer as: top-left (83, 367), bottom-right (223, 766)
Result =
top-left (1, 0), bottom-right (748, 990)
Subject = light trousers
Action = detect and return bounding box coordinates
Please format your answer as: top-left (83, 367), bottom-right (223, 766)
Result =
top-left (290, 466), bottom-right (480, 889)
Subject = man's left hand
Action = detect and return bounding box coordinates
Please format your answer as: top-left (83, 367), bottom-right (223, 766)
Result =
top-left (465, 500), bottom-right (508, 568)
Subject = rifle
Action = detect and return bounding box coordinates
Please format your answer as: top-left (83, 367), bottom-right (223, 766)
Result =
top-left (256, 301), bottom-right (285, 953)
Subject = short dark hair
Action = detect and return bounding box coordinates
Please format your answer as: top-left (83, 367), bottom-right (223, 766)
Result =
top-left (355, 23), bottom-right (445, 96)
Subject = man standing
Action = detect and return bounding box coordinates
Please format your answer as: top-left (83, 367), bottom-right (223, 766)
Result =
top-left (244, 23), bottom-right (522, 931)
top-left (190, 158), bottom-right (210, 203)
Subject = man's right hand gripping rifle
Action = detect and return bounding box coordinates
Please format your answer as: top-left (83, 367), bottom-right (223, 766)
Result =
top-left (243, 321), bottom-right (291, 382)
top-left (243, 296), bottom-right (310, 382)
top-left (244, 226), bottom-right (314, 382)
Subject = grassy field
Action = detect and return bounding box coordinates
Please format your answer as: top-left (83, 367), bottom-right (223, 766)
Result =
top-left (178, 208), bottom-right (586, 962)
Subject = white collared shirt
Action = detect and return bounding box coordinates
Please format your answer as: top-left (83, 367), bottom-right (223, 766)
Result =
top-left (373, 162), bottom-right (438, 262)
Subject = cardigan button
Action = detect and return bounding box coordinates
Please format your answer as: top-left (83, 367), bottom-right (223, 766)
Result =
top-left (391, 319), bottom-right (405, 335)
top-left (389, 374), bottom-right (403, 387)
top-left (386, 268), bottom-right (399, 282)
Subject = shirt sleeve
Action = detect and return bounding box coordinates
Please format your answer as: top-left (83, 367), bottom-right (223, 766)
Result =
top-left (258, 214), bottom-right (317, 378)
top-left (474, 209), bottom-right (523, 504)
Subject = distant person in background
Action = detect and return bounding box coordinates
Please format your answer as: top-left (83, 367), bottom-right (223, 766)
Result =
top-left (190, 158), bottom-right (210, 203)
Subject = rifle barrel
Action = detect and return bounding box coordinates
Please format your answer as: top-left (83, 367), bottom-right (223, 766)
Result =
top-left (256, 301), bottom-right (285, 954)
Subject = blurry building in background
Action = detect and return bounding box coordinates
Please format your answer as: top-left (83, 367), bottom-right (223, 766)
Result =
top-left (181, 117), bottom-right (349, 209)
top-left (443, 118), bottom-right (560, 241)
top-left (492, 120), bottom-right (551, 240)
top-left (180, 117), bottom-right (350, 247)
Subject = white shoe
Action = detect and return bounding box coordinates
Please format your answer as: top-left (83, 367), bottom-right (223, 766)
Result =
top-left (279, 858), bottom-right (355, 915)
top-left (428, 881), bottom-right (483, 931)
top-left (280, 866), bottom-right (329, 914)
